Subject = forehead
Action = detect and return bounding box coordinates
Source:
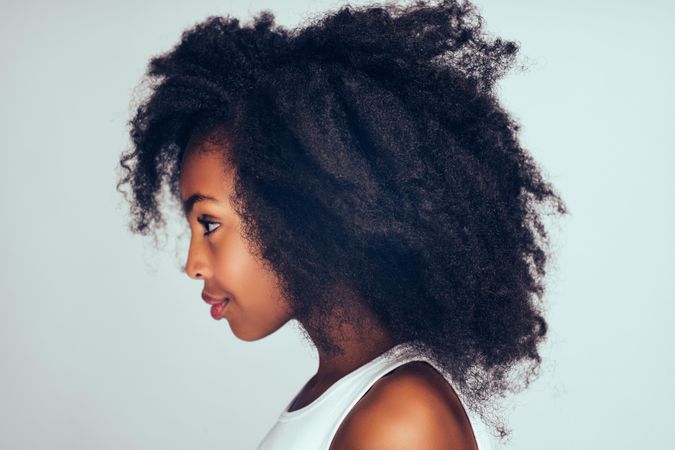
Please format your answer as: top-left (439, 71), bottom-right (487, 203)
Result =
top-left (179, 137), bottom-right (235, 200)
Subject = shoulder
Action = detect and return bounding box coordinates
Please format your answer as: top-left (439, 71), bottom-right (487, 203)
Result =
top-left (329, 361), bottom-right (479, 450)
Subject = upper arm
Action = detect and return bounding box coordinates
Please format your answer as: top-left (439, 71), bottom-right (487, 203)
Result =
top-left (329, 365), bottom-right (478, 450)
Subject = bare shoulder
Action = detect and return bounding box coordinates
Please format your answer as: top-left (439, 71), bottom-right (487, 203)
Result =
top-left (329, 361), bottom-right (479, 450)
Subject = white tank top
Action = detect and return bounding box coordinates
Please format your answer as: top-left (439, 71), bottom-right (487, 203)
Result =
top-left (257, 341), bottom-right (500, 449)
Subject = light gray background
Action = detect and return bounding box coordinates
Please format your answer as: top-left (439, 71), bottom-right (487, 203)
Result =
top-left (1, 0), bottom-right (673, 449)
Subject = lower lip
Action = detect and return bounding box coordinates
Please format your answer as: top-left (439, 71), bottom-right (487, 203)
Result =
top-left (210, 299), bottom-right (230, 320)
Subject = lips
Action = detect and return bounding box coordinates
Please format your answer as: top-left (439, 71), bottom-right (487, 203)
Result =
top-left (202, 291), bottom-right (232, 320)
top-left (210, 301), bottom-right (230, 320)
top-left (201, 292), bottom-right (230, 305)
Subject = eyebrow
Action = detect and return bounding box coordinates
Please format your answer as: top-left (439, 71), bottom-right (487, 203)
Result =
top-left (182, 193), bottom-right (219, 216)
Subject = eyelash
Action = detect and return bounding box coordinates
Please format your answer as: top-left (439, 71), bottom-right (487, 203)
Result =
top-left (196, 217), bottom-right (221, 236)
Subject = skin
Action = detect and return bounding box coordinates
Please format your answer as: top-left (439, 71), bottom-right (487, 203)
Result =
top-left (328, 361), bottom-right (479, 450)
top-left (179, 132), bottom-right (478, 448)
top-left (180, 141), bottom-right (292, 341)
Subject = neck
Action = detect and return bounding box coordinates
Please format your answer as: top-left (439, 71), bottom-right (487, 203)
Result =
top-left (323, 326), bottom-right (396, 380)
top-left (298, 293), bottom-right (399, 386)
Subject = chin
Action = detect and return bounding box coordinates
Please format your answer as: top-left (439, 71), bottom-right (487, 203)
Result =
top-left (234, 332), bottom-right (262, 342)
top-left (232, 321), bottom-right (289, 342)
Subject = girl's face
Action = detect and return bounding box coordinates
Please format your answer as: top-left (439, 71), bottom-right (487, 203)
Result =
top-left (179, 137), bottom-right (293, 341)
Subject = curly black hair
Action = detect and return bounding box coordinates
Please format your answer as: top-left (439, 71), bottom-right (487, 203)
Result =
top-left (116, 0), bottom-right (568, 439)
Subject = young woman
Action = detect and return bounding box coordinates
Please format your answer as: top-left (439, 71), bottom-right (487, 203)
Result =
top-left (116, 1), bottom-right (567, 448)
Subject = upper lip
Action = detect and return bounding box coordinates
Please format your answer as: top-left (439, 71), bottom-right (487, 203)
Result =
top-left (201, 291), bottom-right (229, 305)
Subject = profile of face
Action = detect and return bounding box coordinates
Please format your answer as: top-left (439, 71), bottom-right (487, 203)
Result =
top-left (179, 135), bottom-right (294, 341)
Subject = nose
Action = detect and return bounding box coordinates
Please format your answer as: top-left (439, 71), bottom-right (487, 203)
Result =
top-left (184, 239), bottom-right (212, 280)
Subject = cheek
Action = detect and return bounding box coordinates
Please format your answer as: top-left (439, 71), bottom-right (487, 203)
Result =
top-left (215, 235), bottom-right (285, 313)
top-left (244, 261), bottom-right (291, 321)
top-left (213, 251), bottom-right (253, 294)
top-left (243, 259), bottom-right (285, 311)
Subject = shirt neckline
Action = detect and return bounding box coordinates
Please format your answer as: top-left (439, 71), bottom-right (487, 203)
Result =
top-left (278, 341), bottom-right (414, 421)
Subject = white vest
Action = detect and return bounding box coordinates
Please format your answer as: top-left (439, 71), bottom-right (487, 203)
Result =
top-left (257, 341), bottom-right (501, 449)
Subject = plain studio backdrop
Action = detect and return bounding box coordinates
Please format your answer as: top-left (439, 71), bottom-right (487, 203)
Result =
top-left (1, 0), bottom-right (672, 449)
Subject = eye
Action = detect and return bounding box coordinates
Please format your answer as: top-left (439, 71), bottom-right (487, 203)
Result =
top-left (196, 217), bottom-right (221, 236)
